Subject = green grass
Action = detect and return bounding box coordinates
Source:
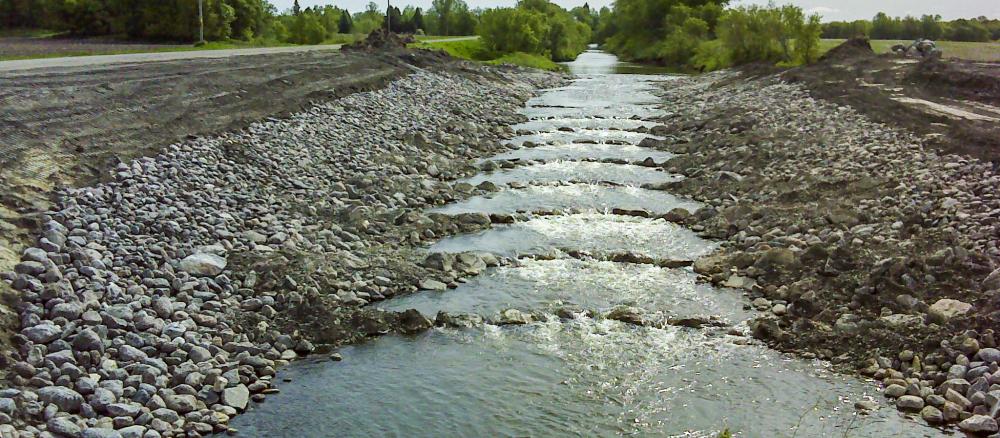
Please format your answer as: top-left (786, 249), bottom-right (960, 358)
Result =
top-left (821, 38), bottom-right (1000, 61)
top-left (413, 38), bottom-right (564, 71)
top-left (322, 33), bottom-right (470, 45)
top-left (488, 52), bottom-right (560, 70)
top-left (0, 40), bottom-right (299, 61)
top-left (413, 38), bottom-right (485, 59)
top-left (0, 28), bottom-right (63, 38)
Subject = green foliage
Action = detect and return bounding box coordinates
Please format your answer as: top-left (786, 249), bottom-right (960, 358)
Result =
top-left (425, 0), bottom-right (478, 36)
top-left (289, 12), bottom-right (325, 44)
top-left (352, 2), bottom-right (385, 34)
top-left (488, 52), bottom-right (561, 70)
top-left (338, 11), bottom-right (353, 34)
top-left (600, 0), bottom-right (820, 70)
top-left (691, 38), bottom-right (727, 70)
top-left (477, 0), bottom-right (590, 63)
top-left (419, 38), bottom-right (490, 60)
top-left (827, 13), bottom-right (1000, 42)
top-left (603, 1), bottom-right (724, 64)
top-left (794, 14), bottom-right (823, 64)
top-left (478, 8), bottom-right (547, 55)
top-left (417, 38), bottom-right (562, 71)
top-left (0, 0), bottom-right (273, 42)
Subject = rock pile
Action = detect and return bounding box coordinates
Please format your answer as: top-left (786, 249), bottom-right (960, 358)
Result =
top-left (655, 70), bottom-right (1000, 430)
top-left (0, 68), bottom-right (561, 437)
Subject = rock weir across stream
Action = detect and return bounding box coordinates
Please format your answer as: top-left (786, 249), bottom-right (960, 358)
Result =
top-left (223, 51), bottom-right (944, 437)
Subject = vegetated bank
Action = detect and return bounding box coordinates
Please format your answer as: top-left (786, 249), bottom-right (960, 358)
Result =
top-left (651, 39), bottom-right (1000, 433)
top-left (0, 34), bottom-right (566, 436)
top-left (414, 39), bottom-right (562, 71)
top-left (415, 0), bottom-right (595, 72)
top-left (595, 1), bottom-right (823, 71)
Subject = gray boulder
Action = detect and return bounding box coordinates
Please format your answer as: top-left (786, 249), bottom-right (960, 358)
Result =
top-left (179, 253), bottom-right (227, 277)
top-left (47, 417), bottom-right (82, 437)
top-left (38, 386), bottom-right (84, 413)
top-left (24, 323), bottom-right (62, 344)
top-left (221, 384), bottom-right (250, 411)
top-left (959, 415), bottom-right (999, 433)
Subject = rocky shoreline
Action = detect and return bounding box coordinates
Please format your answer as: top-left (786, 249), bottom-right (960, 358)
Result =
top-left (0, 65), bottom-right (564, 437)
top-left (655, 69), bottom-right (1000, 433)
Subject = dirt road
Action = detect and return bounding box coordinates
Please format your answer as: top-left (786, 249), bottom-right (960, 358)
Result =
top-left (0, 46), bottom-right (460, 272)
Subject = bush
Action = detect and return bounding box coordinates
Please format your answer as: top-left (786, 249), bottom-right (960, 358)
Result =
top-left (716, 5), bottom-right (821, 67)
top-left (478, 0), bottom-right (591, 62)
top-left (478, 7), bottom-right (548, 55)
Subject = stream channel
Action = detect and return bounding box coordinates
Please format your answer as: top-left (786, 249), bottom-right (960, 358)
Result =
top-left (228, 48), bottom-right (947, 437)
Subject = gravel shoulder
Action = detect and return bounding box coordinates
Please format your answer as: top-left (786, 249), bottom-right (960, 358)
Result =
top-left (654, 41), bottom-right (1000, 433)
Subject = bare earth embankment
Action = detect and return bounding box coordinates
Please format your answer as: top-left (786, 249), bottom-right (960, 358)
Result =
top-left (653, 39), bottom-right (1000, 433)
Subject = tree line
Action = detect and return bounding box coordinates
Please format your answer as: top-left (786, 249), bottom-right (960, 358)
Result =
top-left (594, 0), bottom-right (823, 71)
top-left (0, 0), bottom-right (480, 43)
top-left (823, 14), bottom-right (1000, 42)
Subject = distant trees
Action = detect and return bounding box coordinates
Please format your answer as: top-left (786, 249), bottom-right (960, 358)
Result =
top-left (824, 13), bottom-right (1000, 42)
top-left (423, 0), bottom-right (478, 36)
top-left (0, 0), bottom-right (274, 41)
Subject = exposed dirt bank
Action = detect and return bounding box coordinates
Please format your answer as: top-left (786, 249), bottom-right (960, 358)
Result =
top-left (781, 38), bottom-right (1000, 162)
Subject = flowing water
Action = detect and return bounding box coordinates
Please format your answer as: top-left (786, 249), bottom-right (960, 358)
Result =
top-left (229, 49), bottom-right (946, 437)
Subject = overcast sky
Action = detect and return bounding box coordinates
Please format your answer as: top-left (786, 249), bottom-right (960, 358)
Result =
top-left (273, 0), bottom-right (999, 21)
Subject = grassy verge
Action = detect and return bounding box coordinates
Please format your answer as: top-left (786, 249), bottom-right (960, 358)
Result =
top-left (0, 40), bottom-right (295, 61)
top-left (412, 38), bottom-right (563, 71)
top-left (821, 38), bottom-right (1000, 62)
top-left (0, 28), bottom-right (64, 38)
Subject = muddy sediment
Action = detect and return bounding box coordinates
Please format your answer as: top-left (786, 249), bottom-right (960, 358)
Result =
top-left (657, 53), bottom-right (1000, 432)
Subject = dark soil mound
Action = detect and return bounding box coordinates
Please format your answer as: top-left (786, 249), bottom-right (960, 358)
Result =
top-left (911, 58), bottom-right (1000, 106)
top-left (343, 30), bottom-right (415, 52)
top-left (819, 37), bottom-right (874, 63)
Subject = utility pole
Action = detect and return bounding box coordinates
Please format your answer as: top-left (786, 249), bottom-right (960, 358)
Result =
top-left (198, 0), bottom-right (205, 44)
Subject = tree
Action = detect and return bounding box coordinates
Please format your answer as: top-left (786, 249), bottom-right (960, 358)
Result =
top-left (387, 6), bottom-right (403, 32)
top-left (794, 13), bottom-right (822, 64)
top-left (920, 14), bottom-right (943, 40)
top-left (338, 11), bottom-right (353, 33)
top-left (293, 0), bottom-right (301, 16)
top-left (871, 12), bottom-right (897, 39)
top-left (412, 8), bottom-right (425, 33)
top-left (431, 0), bottom-right (456, 35)
top-left (478, 7), bottom-right (548, 54)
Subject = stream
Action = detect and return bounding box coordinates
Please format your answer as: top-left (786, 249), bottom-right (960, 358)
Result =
top-left (228, 49), bottom-right (946, 437)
